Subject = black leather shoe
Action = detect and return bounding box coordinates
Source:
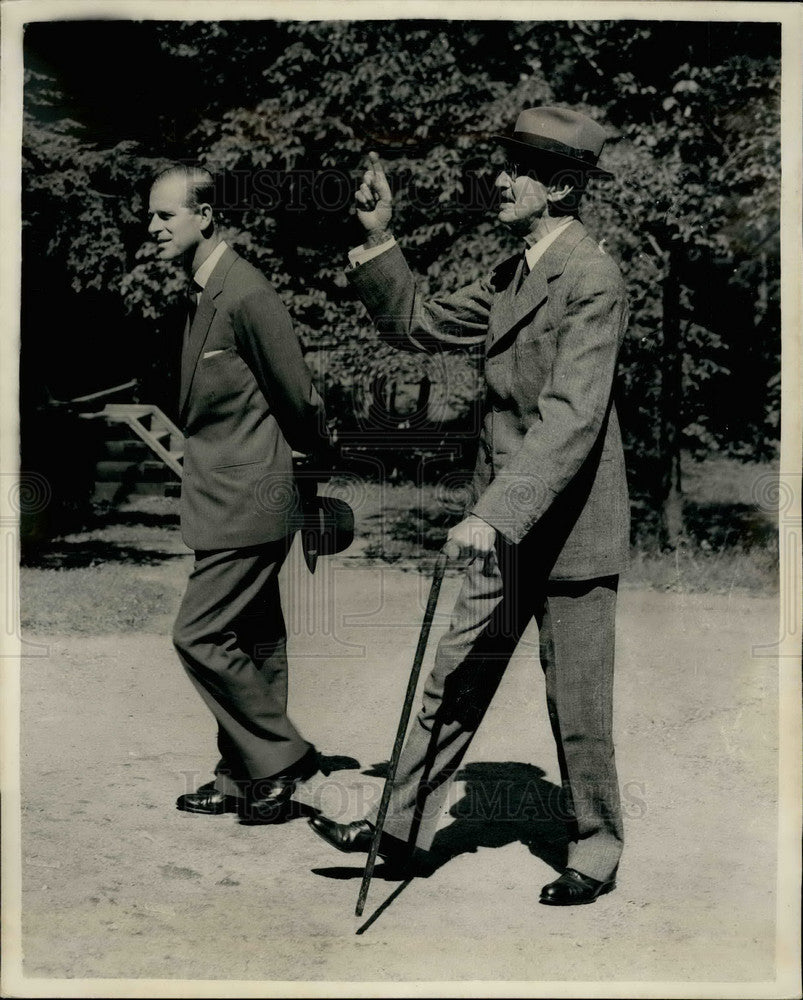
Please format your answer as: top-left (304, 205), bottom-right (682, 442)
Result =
top-left (309, 816), bottom-right (373, 852)
top-left (308, 815), bottom-right (410, 865)
top-left (176, 781), bottom-right (241, 816)
top-left (241, 746), bottom-right (321, 824)
top-left (539, 868), bottom-right (615, 906)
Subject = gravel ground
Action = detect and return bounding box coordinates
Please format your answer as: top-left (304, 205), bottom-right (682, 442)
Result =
top-left (7, 546), bottom-right (796, 996)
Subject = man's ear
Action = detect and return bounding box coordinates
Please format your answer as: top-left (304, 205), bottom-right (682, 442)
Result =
top-left (195, 201), bottom-right (215, 238)
top-left (547, 184), bottom-right (573, 203)
top-left (197, 202), bottom-right (215, 235)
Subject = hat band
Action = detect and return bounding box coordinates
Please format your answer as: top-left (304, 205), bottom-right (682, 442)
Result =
top-left (511, 131), bottom-right (599, 165)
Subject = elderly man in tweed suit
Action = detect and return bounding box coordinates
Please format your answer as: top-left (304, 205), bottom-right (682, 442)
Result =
top-left (310, 107), bottom-right (630, 905)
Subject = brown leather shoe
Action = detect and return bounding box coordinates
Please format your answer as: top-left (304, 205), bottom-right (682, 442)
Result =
top-left (539, 868), bottom-right (616, 906)
top-left (176, 781), bottom-right (241, 815)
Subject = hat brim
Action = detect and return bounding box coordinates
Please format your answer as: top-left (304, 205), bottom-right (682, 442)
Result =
top-left (493, 134), bottom-right (614, 180)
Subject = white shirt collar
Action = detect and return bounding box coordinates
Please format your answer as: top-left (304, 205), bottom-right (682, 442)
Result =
top-left (523, 217), bottom-right (574, 270)
top-left (192, 240), bottom-right (228, 290)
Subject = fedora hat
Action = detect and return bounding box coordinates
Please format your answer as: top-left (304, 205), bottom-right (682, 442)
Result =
top-left (494, 106), bottom-right (613, 179)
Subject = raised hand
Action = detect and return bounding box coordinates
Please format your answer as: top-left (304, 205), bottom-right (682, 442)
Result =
top-left (355, 151), bottom-right (393, 234)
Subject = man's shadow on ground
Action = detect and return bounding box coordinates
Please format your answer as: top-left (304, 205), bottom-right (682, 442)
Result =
top-left (311, 760), bottom-right (568, 881)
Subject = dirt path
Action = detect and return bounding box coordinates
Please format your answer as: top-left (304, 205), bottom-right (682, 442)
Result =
top-left (14, 554), bottom-right (782, 989)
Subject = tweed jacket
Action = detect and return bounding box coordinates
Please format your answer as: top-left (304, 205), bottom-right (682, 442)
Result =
top-left (178, 245), bottom-right (325, 551)
top-left (348, 220), bottom-right (630, 580)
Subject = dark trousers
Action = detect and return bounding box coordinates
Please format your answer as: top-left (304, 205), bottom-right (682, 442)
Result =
top-left (369, 540), bottom-right (623, 881)
top-left (172, 537), bottom-right (311, 799)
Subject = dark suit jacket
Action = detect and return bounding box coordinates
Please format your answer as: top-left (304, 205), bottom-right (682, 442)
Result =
top-left (178, 245), bottom-right (325, 551)
top-left (349, 220), bottom-right (630, 581)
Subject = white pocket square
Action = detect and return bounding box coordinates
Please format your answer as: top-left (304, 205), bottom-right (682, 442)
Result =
top-left (203, 349), bottom-right (226, 359)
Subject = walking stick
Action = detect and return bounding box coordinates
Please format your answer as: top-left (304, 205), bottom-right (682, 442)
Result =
top-left (355, 544), bottom-right (455, 917)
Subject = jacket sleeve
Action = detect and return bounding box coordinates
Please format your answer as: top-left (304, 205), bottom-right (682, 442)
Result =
top-left (233, 284), bottom-right (327, 455)
top-left (471, 262), bottom-right (629, 544)
top-left (347, 242), bottom-right (492, 353)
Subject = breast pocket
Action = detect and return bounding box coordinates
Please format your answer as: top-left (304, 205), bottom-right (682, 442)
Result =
top-left (200, 346), bottom-right (236, 366)
top-left (195, 347), bottom-right (251, 404)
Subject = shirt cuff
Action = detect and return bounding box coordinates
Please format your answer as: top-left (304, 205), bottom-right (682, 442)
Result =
top-left (347, 237), bottom-right (397, 268)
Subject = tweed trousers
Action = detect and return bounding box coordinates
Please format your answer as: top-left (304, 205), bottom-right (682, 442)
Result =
top-left (370, 538), bottom-right (624, 882)
top-left (172, 537), bottom-right (312, 798)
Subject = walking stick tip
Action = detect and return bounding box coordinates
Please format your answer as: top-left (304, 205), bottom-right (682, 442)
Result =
top-left (354, 543), bottom-right (448, 919)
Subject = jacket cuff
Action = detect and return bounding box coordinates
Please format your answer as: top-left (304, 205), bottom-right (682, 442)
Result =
top-left (347, 236), bottom-right (397, 269)
top-left (470, 472), bottom-right (557, 545)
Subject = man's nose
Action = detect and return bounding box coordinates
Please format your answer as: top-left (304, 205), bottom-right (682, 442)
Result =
top-left (147, 214), bottom-right (161, 235)
top-left (495, 172), bottom-right (512, 189)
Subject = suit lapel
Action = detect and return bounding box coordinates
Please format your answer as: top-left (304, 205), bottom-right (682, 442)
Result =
top-left (488, 220), bottom-right (588, 349)
top-left (178, 246), bottom-right (239, 419)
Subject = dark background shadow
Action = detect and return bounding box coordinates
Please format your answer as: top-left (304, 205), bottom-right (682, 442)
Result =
top-left (21, 499), bottom-right (183, 568)
top-left (682, 500), bottom-right (776, 550)
top-left (99, 509), bottom-right (181, 530)
top-left (22, 540), bottom-right (188, 569)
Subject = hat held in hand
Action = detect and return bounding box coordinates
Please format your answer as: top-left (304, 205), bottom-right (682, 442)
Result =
top-left (495, 106), bottom-right (614, 179)
top-left (301, 495), bottom-right (355, 574)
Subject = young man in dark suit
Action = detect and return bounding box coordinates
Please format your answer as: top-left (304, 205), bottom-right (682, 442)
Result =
top-left (148, 164), bottom-right (327, 822)
top-left (309, 108), bottom-right (631, 904)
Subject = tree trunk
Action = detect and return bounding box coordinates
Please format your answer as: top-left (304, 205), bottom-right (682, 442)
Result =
top-left (658, 248), bottom-right (685, 549)
top-left (415, 375), bottom-right (432, 426)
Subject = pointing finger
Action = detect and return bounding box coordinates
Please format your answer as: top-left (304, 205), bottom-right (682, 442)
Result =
top-left (366, 151), bottom-right (391, 199)
top-left (368, 150), bottom-right (387, 178)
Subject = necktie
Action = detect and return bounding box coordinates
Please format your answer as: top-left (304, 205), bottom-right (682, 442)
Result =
top-left (187, 281), bottom-right (202, 325)
top-left (183, 281), bottom-right (202, 350)
top-left (515, 250), bottom-right (530, 294)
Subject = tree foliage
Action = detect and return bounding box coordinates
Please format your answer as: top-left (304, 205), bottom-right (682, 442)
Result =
top-left (21, 18), bottom-right (781, 540)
